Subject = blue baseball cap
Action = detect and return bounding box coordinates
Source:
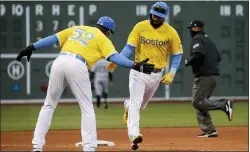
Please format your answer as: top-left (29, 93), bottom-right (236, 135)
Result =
top-left (150, 2), bottom-right (169, 18)
top-left (97, 16), bottom-right (115, 34)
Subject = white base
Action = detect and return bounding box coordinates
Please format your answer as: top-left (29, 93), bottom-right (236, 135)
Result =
top-left (75, 140), bottom-right (115, 147)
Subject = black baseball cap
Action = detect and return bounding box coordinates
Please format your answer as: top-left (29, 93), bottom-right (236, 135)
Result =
top-left (186, 20), bottom-right (205, 29)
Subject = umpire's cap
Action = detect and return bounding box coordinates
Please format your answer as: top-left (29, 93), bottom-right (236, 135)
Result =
top-left (97, 16), bottom-right (115, 34)
top-left (186, 20), bottom-right (205, 29)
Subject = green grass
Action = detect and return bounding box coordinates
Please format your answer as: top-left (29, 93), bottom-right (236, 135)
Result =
top-left (1, 102), bottom-right (248, 131)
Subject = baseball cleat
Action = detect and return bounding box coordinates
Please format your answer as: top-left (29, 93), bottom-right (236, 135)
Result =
top-left (131, 134), bottom-right (143, 150)
top-left (198, 131), bottom-right (218, 138)
top-left (224, 100), bottom-right (233, 121)
top-left (123, 108), bottom-right (128, 125)
top-left (32, 144), bottom-right (42, 152)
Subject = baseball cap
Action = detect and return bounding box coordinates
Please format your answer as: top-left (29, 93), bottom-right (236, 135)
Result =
top-left (186, 20), bottom-right (205, 29)
top-left (97, 16), bottom-right (115, 34)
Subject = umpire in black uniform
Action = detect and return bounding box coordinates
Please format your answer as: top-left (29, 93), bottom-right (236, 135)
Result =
top-left (185, 20), bottom-right (233, 137)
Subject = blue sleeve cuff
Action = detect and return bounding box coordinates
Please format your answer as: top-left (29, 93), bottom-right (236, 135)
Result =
top-left (120, 44), bottom-right (135, 57)
top-left (33, 34), bottom-right (59, 50)
top-left (170, 67), bottom-right (177, 74)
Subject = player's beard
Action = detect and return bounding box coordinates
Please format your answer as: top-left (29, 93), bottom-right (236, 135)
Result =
top-left (149, 14), bottom-right (164, 29)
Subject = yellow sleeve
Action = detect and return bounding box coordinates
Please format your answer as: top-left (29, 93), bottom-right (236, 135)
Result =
top-left (170, 28), bottom-right (183, 55)
top-left (127, 24), bottom-right (139, 47)
top-left (56, 26), bottom-right (75, 46)
top-left (100, 37), bottom-right (117, 59)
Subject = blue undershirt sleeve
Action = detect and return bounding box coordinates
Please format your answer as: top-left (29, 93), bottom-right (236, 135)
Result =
top-left (108, 53), bottom-right (134, 68)
top-left (120, 44), bottom-right (135, 57)
top-left (33, 34), bottom-right (59, 50)
top-left (169, 53), bottom-right (183, 74)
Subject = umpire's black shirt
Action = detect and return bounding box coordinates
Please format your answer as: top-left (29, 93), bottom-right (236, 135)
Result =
top-left (188, 31), bottom-right (221, 77)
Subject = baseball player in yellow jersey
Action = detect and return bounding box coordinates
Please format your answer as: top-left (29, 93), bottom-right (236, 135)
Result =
top-left (16, 16), bottom-right (155, 152)
top-left (106, 2), bottom-right (183, 150)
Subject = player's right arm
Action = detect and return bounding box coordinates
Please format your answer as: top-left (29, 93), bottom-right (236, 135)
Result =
top-left (106, 23), bottom-right (139, 72)
top-left (108, 53), bottom-right (154, 74)
top-left (34, 26), bottom-right (75, 50)
top-left (119, 23), bottom-right (140, 57)
top-left (100, 37), bottom-right (154, 74)
top-left (16, 26), bottom-right (75, 62)
top-left (99, 37), bottom-right (133, 68)
top-left (106, 44), bottom-right (135, 72)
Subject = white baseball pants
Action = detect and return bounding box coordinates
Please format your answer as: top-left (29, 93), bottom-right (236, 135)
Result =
top-left (94, 78), bottom-right (109, 96)
top-left (125, 69), bottom-right (163, 139)
top-left (32, 54), bottom-right (97, 151)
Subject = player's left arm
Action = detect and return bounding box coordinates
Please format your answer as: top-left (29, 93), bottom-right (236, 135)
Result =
top-left (169, 29), bottom-right (183, 74)
top-left (161, 29), bottom-right (183, 85)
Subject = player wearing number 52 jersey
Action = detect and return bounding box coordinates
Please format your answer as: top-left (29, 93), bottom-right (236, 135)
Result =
top-left (16, 16), bottom-right (155, 152)
top-left (106, 2), bottom-right (183, 150)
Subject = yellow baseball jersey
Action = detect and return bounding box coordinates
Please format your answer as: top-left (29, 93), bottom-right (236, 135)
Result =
top-left (127, 20), bottom-right (183, 69)
top-left (56, 26), bottom-right (117, 69)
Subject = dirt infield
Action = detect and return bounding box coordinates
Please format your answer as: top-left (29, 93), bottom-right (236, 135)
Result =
top-left (1, 126), bottom-right (248, 151)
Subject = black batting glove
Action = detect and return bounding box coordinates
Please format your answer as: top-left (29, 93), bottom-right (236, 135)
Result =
top-left (16, 43), bottom-right (36, 62)
top-left (132, 58), bottom-right (155, 74)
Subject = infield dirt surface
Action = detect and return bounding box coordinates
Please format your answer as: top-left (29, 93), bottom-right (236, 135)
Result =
top-left (1, 126), bottom-right (248, 151)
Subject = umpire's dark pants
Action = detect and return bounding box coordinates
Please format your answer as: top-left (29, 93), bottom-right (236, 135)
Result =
top-left (192, 75), bottom-right (227, 132)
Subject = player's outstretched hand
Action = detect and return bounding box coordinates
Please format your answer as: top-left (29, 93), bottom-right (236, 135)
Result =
top-left (132, 58), bottom-right (155, 74)
top-left (106, 62), bottom-right (118, 72)
top-left (16, 44), bottom-right (35, 62)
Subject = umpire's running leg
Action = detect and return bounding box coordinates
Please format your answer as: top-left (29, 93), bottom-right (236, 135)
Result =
top-left (192, 76), bottom-right (229, 134)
